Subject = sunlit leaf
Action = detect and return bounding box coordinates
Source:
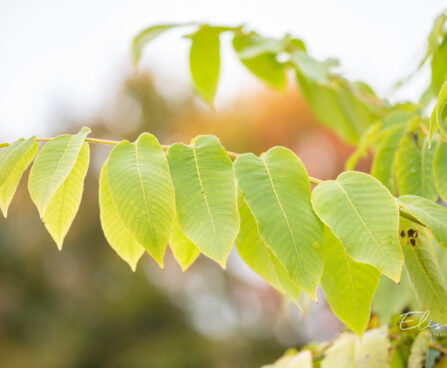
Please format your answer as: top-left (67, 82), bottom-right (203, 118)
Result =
top-left (99, 160), bottom-right (145, 271)
top-left (169, 218), bottom-right (200, 271)
top-left (29, 127), bottom-right (90, 217)
top-left (322, 328), bottom-right (390, 368)
top-left (311, 171), bottom-right (402, 282)
top-left (189, 26), bottom-right (224, 106)
top-left (345, 121), bottom-right (382, 171)
top-left (434, 142), bottom-right (447, 202)
top-left (236, 195), bottom-right (300, 302)
top-left (400, 218), bottom-right (447, 324)
top-left (371, 124), bottom-right (405, 193)
top-left (42, 142), bottom-right (89, 249)
top-left (132, 24), bottom-right (179, 66)
top-left (234, 146), bottom-right (323, 298)
top-left (106, 133), bottom-right (175, 267)
top-left (291, 51), bottom-right (330, 84)
top-left (167, 135), bottom-right (239, 267)
top-left (264, 350), bottom-right (312, 368)
top-left (396, 134), bottom-right (438, 201)
top-left (0, 137), bottom-right (38, 216)
top-left (321, 227), bottom-right (380, 336)
top-left (233, 34), bottom-right (287, 90)
top-left (436, 80), bottom-right (447, 139)
top-left (407, 331), bottom-right (430, 368)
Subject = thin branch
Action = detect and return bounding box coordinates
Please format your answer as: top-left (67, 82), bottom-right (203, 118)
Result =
top-left (1, 136), bottom-right (324, 185)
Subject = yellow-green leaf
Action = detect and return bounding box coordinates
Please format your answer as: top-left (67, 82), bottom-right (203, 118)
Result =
top-left (99, 160), bottom-right (144, 271)
top-left (234, 146), bottom-right (323, 298)
top-left (399, 195), bottom-right (447, 250)
top-left (132, 24), bottom-right (178, 66)
top-left (236, 195), bottom-right (300, 303)
top-left (169, 218), bottom-right (200, 271)
top-left (42, 142), bottom-right (90, 249)
top-left (434, 142), bottom-right (447, 202)
top-left (189, 26), bottom-right (222, 106)
top-left (371, 124), bottom-right (406, 193)
top-left (321, 227), bottom-right (380, 336)
top-left (400, 218), bottom-right (447, 324)
top-left (396, 134), bottom-right (438, 200)
top-left (106, 133), bottom-right (175, 267)
top-left (29, 127), bottom-right (91, 217)
top-left (0, 137), bottom-right (38, 216)
top-left (311, 171), bottom-right (402, 282)
top-left (167, 135), bottom-right (239, 267)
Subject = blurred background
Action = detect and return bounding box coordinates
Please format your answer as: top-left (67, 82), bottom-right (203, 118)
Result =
top-left (0, 1), bottom-right (445, 367)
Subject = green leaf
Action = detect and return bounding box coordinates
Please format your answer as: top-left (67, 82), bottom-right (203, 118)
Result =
top-left (322, 328), bottom-right (390, 368)
top-left (345, 121), bottom-right (382, 171)
top-left (132, 24), bottom-right (179, 66)
top-left (169, 218), bottom-right (200, 271)
top-left (373, 271), bottom-right (414, 325)
top-left (407, 331), bottom-right (430, 368)
top-left (189, 26), bottom-right (223, 106)
top-left (42, 142), bottom-right (89, 249)
top-left (321, 227), bottom-right (380, 336)
top-left (296, 74), bottom-right (380, 144)
top-left (99, 160), bottom-right (145, 271)
top-left (396, 134), bottom-right (438, 201)
top-left (311, 171), bottom-right (402, 282)
top-left (167, 135), bottom-right (239, 267)
top-left (399, 195), bottom-right (447, 250)
top-left (106, 133), bottom-right (175, 267)
top-left (232, 34), bottom-right (287, 90)
top-left (236, 195), bottom-right (300, 302)
top-left (233, 34), bottom-right (286, 59)
top-left (400, 218), bottom-right (447, 324)
top-left (264, 350), bottom-right (312, 368)
top-left (371, 124), bottom-right (406, 193)
top-left (431, 34), bottom-right (447, 98)
top-left (436, 80), bottom-right (447, 139)
top-left (0, 137), bottom-right (38, 216)
top-left (29, 127), bottom-right (91, 217)
top-left (234, 146), bottom-right (323, 298)
top-left (434, 142), bottom-right (447, 202)
top-left (429, 108), bottom-right (438, 145)
top-left (291, 51), bottom-right (330, 84)
top-left (390, 334), bottom-right (414, 368)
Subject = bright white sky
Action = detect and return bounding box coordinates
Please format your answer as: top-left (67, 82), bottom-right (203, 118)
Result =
top-left (0, 0), bottom-right (445, 140)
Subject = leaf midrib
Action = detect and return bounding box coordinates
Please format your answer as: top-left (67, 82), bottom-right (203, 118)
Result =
top-left (408, 244), bottom-right (447, 314)
top-left (336, 181), bottom-right (391, 271)
top-left (134, 143), bottom-right (156, 245)
top-left (192, 144), bottom-right (220, 247)
top-left (262, 158), bottom-right (303, 274)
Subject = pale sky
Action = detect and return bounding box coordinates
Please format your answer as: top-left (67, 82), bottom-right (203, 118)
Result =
top-left (0, 0), bottom-right (445, 140)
